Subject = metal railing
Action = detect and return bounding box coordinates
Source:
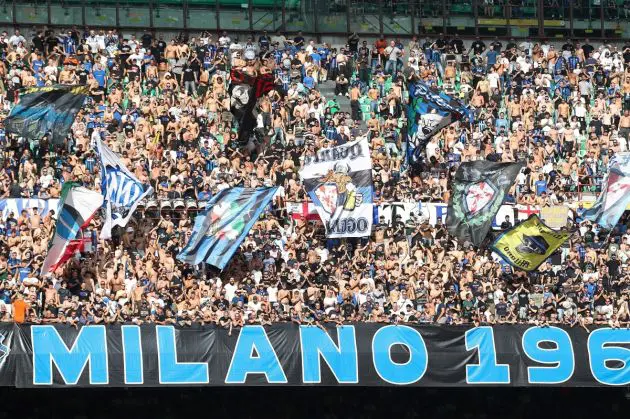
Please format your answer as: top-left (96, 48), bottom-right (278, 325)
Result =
top-left (3, 0), bottom-right (627, 40)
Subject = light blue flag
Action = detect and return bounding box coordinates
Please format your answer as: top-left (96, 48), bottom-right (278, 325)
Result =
top-left (177, 187), bottom-right (277, 270)
top-left (583, 152), bottom-right (630, 229)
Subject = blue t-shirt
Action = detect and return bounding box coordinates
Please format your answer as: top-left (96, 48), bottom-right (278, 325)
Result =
top-left (486, 50), bottom-right (498, 66)
top-left (92, 69), bottom-right (106, 87)
top-left (535, 180), bottom-right (548, 196)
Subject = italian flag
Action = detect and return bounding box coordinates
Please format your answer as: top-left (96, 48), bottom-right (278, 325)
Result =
top-left (41, 182), bottom-right (103, 273)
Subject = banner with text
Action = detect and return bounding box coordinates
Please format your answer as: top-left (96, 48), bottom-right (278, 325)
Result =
top-left (0, 324), bottom-right (627, 387)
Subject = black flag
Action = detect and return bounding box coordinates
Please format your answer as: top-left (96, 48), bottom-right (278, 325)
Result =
top-left (446, 161), bottom-right (523, 246)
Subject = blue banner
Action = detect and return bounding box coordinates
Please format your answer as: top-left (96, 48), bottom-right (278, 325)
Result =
top-left (177, 187), bottom-right (278, 269)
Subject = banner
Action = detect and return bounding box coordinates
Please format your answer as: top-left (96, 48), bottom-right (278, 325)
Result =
top-left (4, 85), bottom-right (88, 144)
top-left (407, 80), bottom-right (472, 167)
top-left (0, 198), bottom-right (59, 219)
top-left (0, 323), bottom-right (627, 387)
top-left (287, 201), bottom-right (517, 231)
top-left (177, 187), bottom-right (277, 270)
top-left (583, 152), bottom-right (630, 229)
top-left (97, 138), bottom-right (154, 239)
top-left (40, 183), bottom-right (103, 273)
top-left (447, 161), bottom-right (523, 246)
top-left (491, 215), bottom-right (571, 271)
top-left (286, 201), bottom-right (320, 221)
top-left (300, 138), bottom-right (373, 238)
top-left (540, 206), bottom-right (569, 229)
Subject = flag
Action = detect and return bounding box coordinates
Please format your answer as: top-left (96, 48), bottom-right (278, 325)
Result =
top-left (5, 85), bottom-right (88, 144)
top-left (177, 187), bottom-right (277, 269)
top-left (300, 138), bottom-right (373, 238)
top-left (447, 161), bottom-right (522, 246)
top-left (491, 214), bottom-right (570, 272)
top-left (286, 201), bottom-right (320, 221)
top-left (583, 152), bottom-right (630, 229)
top-left (230, 69), bottom-right (276, 148)
top-left (407, 80), bottom-right (472, 167)
top-left (97, 138), bottom-right (154, 239)
top-left (41, 183), bottom-right (103, 273)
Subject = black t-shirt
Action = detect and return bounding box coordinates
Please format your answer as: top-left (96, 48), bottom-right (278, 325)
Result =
top-left (471, 40), bottom-right (486, 55)
top-left (582, 43), bottom-right (594, 58)
top-left (119, 44), bottom-right (132, 67)
top-left (78, 288), bottom-right (92, 302)
top-left (182, 67), bottom-right (195, 82)
top-left (496, 302), bottom-right (508, 316)
top-left (141, 33), bottom-right (152, 48)
top-left (451, 39), bottom-right (465, 54)
top-left (342, 301), bottom-right (354, 318)
top-left (77, 69), bottom-right (89, 84)
top-left (607, 259), bottom-right (621, 277)
top-left (490, 40), bottom-right (503, 52)
top-left (32, 35), bottom-right (44, 53)
top-left (293, 36), bottom-right (305, 47)
top-left (518, 290), bottom-right (529, 307)
top-left (543, 302), bottom-right (555, 317)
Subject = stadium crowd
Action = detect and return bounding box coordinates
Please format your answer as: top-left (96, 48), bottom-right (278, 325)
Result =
top-left (0, 27), bottom-right (629, 329)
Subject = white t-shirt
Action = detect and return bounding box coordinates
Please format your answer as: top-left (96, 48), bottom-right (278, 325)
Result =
top-left (385, 46), bottom-right (402, 61)
top-left (224, 283), bottom-right (237, 301)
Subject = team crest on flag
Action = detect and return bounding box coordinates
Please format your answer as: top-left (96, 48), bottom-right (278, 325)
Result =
top-left (583, 153), bottom-right (630, 229)
top-left (464, 181), bottom-right (497, 217)
top-left (516, 234), bottom-right (550, 255)
top-left (314, 183), bottom-right (339, 215)
top-left (300, 139), bottom-right (373, 238)
top-left (447, 161), bottom-right (522, 246)
top-left (491, 214), bottom-right (570, 272)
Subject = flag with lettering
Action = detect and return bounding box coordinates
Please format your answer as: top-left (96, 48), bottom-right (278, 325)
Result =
top-left (583, 152), bottom-right (630, 229)
top-left (41, 183), bottom-right (103, 273)
top-left (299, 138), bottom-right (373, 238)
top-left (177, 187), bottom-right (277, 270)
top-left (97, 138), bottom-right (154, 239)
top-left (5, 85), bottom-right (88, 144)
top-left (447, 161), bottom-right (523, 246)
top-left (490, 214), bottom-right (570, 272)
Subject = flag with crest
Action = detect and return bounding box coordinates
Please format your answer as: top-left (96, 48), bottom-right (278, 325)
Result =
top-left (447, 161), bottom-right (522, 246)
top-left (300, 138), bottom-right (373, 238)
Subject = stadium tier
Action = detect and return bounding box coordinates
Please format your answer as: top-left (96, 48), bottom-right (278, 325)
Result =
top-left (0, 0), bottom-right (628, 388)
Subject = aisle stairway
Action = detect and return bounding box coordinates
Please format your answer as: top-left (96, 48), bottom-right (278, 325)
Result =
top-left (318, 79), bottom-right (368, 132)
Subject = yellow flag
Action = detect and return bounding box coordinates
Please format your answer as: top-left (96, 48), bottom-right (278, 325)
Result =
top-left (491, 215), bottom-right (570, 271)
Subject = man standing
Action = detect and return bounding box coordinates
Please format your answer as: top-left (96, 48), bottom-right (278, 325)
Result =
top-left (384, 40), bottom-right (402, 75)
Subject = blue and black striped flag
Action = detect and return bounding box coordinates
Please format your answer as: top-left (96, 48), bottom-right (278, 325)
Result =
top-left (5, 85), bottom-right (88, 144)
top-left (177, 187), bottom-right (277, 270)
